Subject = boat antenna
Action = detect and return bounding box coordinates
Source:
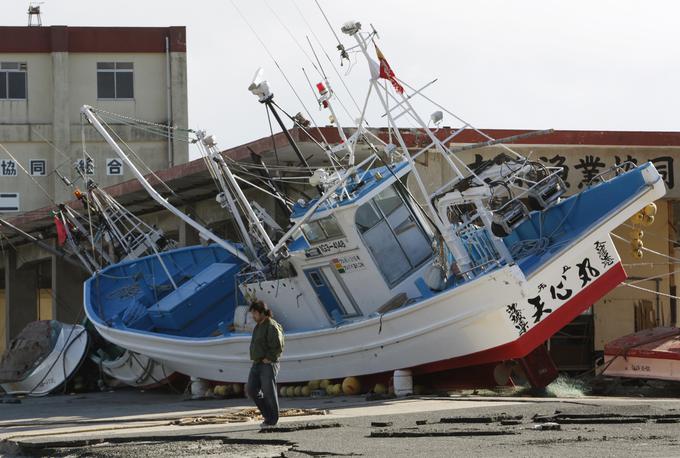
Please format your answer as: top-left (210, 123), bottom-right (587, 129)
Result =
top-left (228, 0), bottom-right (331, 148)
top-left (291, 0), bottom-right (363, 117)
top-left (247, 68), bottom-right (313, 172)
top-left (313, 0), bottom-right (349, 64)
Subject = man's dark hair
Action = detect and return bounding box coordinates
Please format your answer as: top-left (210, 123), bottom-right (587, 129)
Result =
top-left (249, 300), bottom-right (273, 318)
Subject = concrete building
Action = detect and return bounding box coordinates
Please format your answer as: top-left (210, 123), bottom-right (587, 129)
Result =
top-left (1, 126), bottom-right (678, 374)
top-left (0, 25), bottom-right (188, 213)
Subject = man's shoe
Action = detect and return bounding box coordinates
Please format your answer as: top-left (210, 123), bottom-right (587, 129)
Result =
top-left (259, 422), bottom-right (273, 429)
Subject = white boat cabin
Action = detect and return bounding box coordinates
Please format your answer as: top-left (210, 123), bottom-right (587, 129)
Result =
top-left (240, 162), bottom-right (438, 331)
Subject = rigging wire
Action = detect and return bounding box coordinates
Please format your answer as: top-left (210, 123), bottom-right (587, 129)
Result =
top-left (313, 0), bottom-right (348, 62)
top-left (29, 127), bottom-right (83, 183)
top-left (292, 0), bottom-right (364, 117)
top-left (395, 77), bottom-right (525, 161)
top-left (227, 0), bottom-right (331, 148)
top-left (620, 282), bottom-right (680, 300)
top-left (303, 36), bottom-right (356, 124)
top-left (263, 0), bottom-right (321, 77)
top-left (265, 105), bottom-right (281, 165)
top-left (0, 142), bottom-right (57, 206)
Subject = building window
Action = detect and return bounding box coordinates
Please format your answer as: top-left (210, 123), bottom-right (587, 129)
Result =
top-left (97, 62), bottom-right (134, 99)
top-left (0, 62), bottom-right (27, 100)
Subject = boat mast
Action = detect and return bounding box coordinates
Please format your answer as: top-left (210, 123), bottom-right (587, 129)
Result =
top-left (80, 105), bottom-right (252, 266)
top-left (341, 23), bottom-right (476, 271)
top-left (197, 132), bottom-right (275, 263)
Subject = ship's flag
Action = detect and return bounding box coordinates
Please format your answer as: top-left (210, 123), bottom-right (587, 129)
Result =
top-left (54, 216), bottom-right (67, 246)
top-left (374, 44), bottom-right (404, 94)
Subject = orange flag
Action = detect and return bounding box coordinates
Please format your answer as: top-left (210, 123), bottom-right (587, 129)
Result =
top-left (375, 44), bottom-right (404, 94)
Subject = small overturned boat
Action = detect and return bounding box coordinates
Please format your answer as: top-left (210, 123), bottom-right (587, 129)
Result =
top-left (603, 327), bottom-right (680, 382)
top-left (82, 20), bottom-right (666, 388)
top-left (0, 321), bottom-right (88, 396)
top-left (89, 343), bottom-right (174, 388)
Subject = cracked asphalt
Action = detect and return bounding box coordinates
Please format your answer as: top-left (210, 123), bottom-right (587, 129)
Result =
top-left (2, 389), bottom-right (680, 457)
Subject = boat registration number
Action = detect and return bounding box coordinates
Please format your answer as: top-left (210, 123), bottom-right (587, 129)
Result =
top-left (305, 239), bottom-right (349, 258)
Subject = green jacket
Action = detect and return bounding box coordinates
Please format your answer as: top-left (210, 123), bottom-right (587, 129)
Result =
top-left (249, 318), bottom-right (284, 363)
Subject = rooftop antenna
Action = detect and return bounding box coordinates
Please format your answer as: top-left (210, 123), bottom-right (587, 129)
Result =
top-left (28, 2), bottom-right (44, 26)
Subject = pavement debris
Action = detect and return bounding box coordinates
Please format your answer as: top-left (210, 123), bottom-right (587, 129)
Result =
top-left (172, 407), bottom-right (327, 426)
top-left (532, 422), bottom-right (561, 431)
top-left (370, 421), bottom-right (393, 427)
top-left (369, 429), bottom-right (519, 438)
top-left (259, 422), bottom-right (342, 433)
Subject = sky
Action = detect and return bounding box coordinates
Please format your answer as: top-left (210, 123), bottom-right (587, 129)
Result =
top-left (5, 0), bottom-right (680, 155)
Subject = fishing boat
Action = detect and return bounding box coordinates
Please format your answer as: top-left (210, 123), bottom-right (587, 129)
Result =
top-left (82, 20), bottom-right (666, 388)
top-left (0, 321), bottom-right (88, 396)
top-left (602, 327), bottom-right (680, 382)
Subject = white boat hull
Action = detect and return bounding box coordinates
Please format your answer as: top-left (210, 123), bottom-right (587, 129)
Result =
top-left (88, 232), bottom-right (623, 383)
top-left (1, 324), bottom-right (88, 396)
top-left (603, 355), bottom-right (680, 382)
top-left (86, 169), bottom-right (664, 384)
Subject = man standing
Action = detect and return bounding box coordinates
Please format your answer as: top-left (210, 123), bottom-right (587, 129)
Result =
top-left (246, 300), bottom-right (284, 428)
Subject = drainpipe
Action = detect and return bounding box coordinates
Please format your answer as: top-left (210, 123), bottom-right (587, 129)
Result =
top-left (165, 36), bottom-right (173, 167)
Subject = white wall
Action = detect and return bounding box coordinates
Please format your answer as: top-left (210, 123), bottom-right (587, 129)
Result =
top-left (0, 50), bottom-right (187, 214)
top-left (0, 53), bottom-right (53, 124)
top-left (68, 53), bottom-right (169, 123)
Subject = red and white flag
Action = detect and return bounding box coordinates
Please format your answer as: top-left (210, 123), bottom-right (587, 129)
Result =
top-left (54, 216), bottom-right (67, 246)
top-left (375, 44), bottom-right (404, 94)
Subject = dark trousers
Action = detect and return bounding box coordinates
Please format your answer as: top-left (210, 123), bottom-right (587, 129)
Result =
top-left (246, 362), bottom-right (280, 425)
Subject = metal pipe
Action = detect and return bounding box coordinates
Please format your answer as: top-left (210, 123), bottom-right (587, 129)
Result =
top-left (448, 129), bottom-right (555, 154)
top-left (165, 36), bottom-right (173, 167)
top-left (266, 101), bottom-right (312, 171)
top-left (80, 105), bottom-right (251, 265)
top-left (268, 153), bottom-right (381, 258)
top-left (213, 154), bottom-right (276, 254)
top-left (0, 218), bottom-right (86, 271)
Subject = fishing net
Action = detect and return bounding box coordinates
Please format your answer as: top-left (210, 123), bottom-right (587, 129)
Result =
top-left (0, 320), bottom-right (61, 383)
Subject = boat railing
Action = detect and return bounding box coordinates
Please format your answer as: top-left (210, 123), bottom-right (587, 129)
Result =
top-left (587, 161), bottom-right (637, 187)
top-left (457, 225), bottom-right (502, 272)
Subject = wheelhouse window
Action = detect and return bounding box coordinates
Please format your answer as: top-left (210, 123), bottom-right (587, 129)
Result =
top-left (97, 62), bottom-right (134, 99)
top-left (0, 62), bottom-right (27, 100)
top-left (355, 185), bottom-right (432, 286)
top-left (301, 216), bottom-right (343, 244)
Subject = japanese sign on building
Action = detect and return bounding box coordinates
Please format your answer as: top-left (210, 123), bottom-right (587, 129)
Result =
top-left (29, 159), bottom-right (46, 176)
top-left (0, 192), bottom-right (20, 212)
top-left (0, 159), bottom-right (17, 177)
top-left (457, 148), bottom-right (679, 197)
top-left (75, 157), bottom-right (95, 175)
top-left (106, 158), bottom-right (124, 176)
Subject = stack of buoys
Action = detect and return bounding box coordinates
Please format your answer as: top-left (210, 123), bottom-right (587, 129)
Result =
top-left (629, 203), bottom-right (657, 259)
top-left (279, 377), bottom-right (365, 397)
top-left (211, 383), bottom-right (244, 398)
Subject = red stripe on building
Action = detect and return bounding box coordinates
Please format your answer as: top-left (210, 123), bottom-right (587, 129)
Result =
top-left (0, 26), bottom-right (186, 53)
